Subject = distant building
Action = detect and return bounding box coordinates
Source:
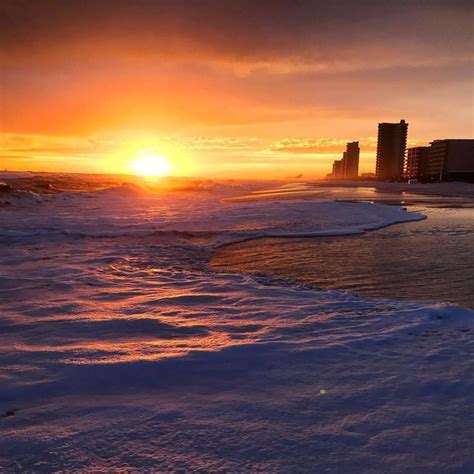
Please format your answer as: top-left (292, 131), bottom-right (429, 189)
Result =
top-left (344, 141), bottom-right (360, 179)
top-left (375, 120), bottom-right (408, 180)
top-left (332, 159), bottom-right (344, 178)
top-left (327, 141), bottom-right (360, 180)
top-left (404, 146), bottom-right (430, 180)
top-left (426, 139), bottom-right (474, 181)
top-left (360, 172), bottom-right (376, 180)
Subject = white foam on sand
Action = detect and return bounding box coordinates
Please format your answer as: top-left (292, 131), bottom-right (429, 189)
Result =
top-left (0, 182), bottom-right (472, 472)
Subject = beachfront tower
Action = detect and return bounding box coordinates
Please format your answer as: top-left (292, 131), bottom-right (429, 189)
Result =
top-left (375, 120), bottom-right (408, 180)
top-left (344, 141), bottom-right (360, 179)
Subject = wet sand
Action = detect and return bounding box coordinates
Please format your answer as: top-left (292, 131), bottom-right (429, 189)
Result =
top-left (212, 195), bottom-right (474, 310)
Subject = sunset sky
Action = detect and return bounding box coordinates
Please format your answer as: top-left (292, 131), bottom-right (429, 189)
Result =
top-left (1, 0), bottom-right (473, 178)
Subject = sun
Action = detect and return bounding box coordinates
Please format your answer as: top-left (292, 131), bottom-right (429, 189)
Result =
top-left (131, 154), bottom-right (172, 177)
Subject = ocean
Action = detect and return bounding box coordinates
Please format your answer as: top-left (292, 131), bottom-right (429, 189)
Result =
top-left (0, 175), bottom-right (473, 472)
top-left (212, 200), bottom-right (474, 310)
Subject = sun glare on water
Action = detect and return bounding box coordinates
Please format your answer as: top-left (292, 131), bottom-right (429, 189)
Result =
top-left (131, 154), bottom-right (172, 177)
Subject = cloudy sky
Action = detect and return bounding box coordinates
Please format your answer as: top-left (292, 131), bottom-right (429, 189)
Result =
top-left (1, 0), bottom-right (473, 177)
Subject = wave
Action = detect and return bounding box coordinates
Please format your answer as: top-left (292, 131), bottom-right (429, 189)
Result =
top-left (0, 191), bottom-right (425, 245)
top-left (1, 182), bottom-right (473, 471)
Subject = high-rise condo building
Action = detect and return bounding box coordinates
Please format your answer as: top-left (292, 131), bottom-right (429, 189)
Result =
top-left (332, 159), bottom-right (344, 178)
top-left (426, 139), bottom-right (474, 181)
top-left (375, 120), bottom-right (408, 180)
top-left (327, 142), bottom-right (360, 180)
top-left (404, 146), bottom-right (430, 180)
top-left (344, 141), bottom-right (360, 179)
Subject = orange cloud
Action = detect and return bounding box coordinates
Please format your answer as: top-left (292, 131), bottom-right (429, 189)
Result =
top-left (1, 1), bottom-right (472, 176)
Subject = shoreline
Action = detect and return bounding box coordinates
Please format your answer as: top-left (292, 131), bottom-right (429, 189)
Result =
top-left (310, 179), bottom-right (474, 198)
top-left (1, 178), bottom-right (473, 471)
top-left (210, 203), bottom-right (474, 311)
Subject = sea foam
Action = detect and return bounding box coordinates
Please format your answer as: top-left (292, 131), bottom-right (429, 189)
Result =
top-left (0, 181), bottom-right (472, 472)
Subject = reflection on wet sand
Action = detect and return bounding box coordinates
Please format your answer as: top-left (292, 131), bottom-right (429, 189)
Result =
top-left (212, 205), bottom-right (474, 309)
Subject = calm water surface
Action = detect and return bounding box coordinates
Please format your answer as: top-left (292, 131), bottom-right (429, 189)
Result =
top-left (212, 202), bottom-right (474, 310)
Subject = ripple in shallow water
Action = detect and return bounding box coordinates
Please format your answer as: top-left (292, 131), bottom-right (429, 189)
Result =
top-left (211, 206), bottom-right (474, 310)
